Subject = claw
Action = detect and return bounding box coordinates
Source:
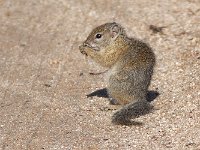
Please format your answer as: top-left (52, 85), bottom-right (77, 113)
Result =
top-left (79, 45), bottom-right (88, 56)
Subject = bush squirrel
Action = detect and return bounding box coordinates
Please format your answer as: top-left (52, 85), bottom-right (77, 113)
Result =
top-left (79, 22), bottom-right (155, 125)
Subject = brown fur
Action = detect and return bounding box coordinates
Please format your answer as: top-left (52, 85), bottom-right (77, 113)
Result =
top-left (79, 22), bottom-right (155, 125)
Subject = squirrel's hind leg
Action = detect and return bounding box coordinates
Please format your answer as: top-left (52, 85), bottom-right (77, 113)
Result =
top-left (108, 97), bottom-right (120, 105)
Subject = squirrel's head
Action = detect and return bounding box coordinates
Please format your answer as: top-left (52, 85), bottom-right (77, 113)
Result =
top-left (79, 22), bottom-right (127, 67)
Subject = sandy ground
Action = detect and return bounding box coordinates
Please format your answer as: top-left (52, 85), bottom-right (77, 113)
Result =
top-left (0, 0), bottom-right (200, 149)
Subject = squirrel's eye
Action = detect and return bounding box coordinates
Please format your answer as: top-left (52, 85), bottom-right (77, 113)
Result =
top-left (95, 33), bottom-right (102, 39)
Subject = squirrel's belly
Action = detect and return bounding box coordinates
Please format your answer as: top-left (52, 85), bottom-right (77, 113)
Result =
top-left (104, 65), bottom-right (118, 83)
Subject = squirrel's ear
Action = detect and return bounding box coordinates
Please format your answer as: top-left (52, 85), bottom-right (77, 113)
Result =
top-left (110, 23), bottom-right (124, 39)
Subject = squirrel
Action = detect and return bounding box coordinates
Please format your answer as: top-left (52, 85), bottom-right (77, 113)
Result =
top-left (79, 22), bottom-right (155, 125)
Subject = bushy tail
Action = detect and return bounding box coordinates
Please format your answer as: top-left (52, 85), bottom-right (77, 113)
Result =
top-left (112, 100), bottom-right (152, 125)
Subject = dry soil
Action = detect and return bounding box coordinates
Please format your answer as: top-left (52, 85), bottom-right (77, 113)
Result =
top-left (0, 0), bottom-right (200, 150)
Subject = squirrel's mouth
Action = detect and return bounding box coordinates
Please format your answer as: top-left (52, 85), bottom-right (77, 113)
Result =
top-left (82, 42), bottom-right (100, 51)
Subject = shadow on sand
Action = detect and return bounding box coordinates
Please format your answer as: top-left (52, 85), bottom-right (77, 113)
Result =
top-left (86, 88), bottom-right (160, 126)
top-left (87, 88), bottom-right (159, 102)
